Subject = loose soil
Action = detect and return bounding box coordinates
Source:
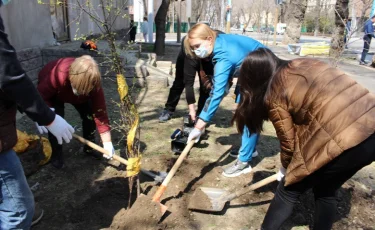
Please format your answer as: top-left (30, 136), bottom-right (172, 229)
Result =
top-left (110, 195), bottom-right (164, 230)
top-left (15, 48), bottom-right (375, 230)
top-left (187, 188), bottom-right (215, 212)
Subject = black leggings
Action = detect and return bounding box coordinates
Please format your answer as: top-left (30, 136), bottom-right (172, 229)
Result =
top-left (164, 54), bottom-right (209, 115)
top-left (262, 133), bottom-right (375, 230)
top-left (49, 99), bottom-right (96, 159)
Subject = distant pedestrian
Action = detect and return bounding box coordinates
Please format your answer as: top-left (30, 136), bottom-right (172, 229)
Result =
top-left (344, 18), bottom-right (351, 49)
top-left (360, 15), bottom-right (375, 65)
top-left (141, 17), bottom-right (149, 42)
top-left (129, 20), bottom-right (137, 43)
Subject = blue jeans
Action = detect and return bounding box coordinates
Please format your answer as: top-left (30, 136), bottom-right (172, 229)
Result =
top-left (0, 149), bottom-right (34, 229)
top-left (235, 91), bottom-right (259, 163)
top-left (361, 35), bottom-right (371, 62)
top-left (238, 126), bottom-right (259, 162)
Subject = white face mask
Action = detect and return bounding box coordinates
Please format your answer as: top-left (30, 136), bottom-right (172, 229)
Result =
top-left (193, 41), bottom-right (210, 58)
top-left (72, 87), bottom-right (80, 96)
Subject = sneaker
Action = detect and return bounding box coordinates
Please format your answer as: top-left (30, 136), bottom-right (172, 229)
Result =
top-left (229, 149), bottom-right (259, 158)
top-left (359, 60), bottom-right (369, 65)
top-left (31, 205), bottom-right (44, 226)
top-left (222, 160), bottom-right (252, 177)
top-left (159, 109), bottom-right (173, 122)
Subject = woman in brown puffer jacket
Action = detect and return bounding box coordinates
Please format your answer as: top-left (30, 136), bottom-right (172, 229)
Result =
top-left (233, 48), bottom-right (375, 230)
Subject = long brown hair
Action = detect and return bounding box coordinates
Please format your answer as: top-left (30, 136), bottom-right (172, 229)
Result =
top-left (232, 48), bottom-right (290, 134)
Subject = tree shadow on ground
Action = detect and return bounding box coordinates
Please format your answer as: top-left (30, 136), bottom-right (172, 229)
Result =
top-left (65, 177), bottom-right (137, 229)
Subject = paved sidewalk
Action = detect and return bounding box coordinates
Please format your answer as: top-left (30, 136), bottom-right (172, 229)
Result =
top-left (270, 45), bottom-right (375, 93)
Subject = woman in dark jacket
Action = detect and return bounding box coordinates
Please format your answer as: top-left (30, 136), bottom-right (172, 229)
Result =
top-left (159, 37), bottom-right (212, 122)
top-left (233, 48), bottom-right (375, 230)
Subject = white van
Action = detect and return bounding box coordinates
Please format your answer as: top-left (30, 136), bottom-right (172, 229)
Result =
top-left (276, 23), bottom-right (286, 35)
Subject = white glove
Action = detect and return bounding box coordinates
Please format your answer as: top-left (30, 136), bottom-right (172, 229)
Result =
top-left (103, 142), bottom-right (115, 159)
top-left (277, 166), bottom-right (287, 181)
top-left (187, 127), bottom-right (203, 143)
top-left (46, 114), bottom-right (75, 145)
top-left (35, 122), bottom-right (48, 134)
top-left (34, 108), bottom-right (55, 134)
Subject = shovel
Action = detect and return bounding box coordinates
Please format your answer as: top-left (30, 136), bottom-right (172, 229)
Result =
top-left (72, 134), bottom-right (167, 182)
top-left (119, 138), bottom-right (195, 228)
top-left (151, 140), bottom-right (195, 213)
top-left (188, 173), bottom-right (278, 212)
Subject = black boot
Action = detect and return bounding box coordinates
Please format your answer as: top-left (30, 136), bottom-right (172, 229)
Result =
top-left (48, 130), bottom-right (65, 169)
top-left (50, 149), bottom-right (64, 169)
top-left (83, 144), bottom-right (102, 160)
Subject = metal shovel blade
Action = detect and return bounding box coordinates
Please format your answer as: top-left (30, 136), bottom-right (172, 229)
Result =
top-left (188, 187), bottom-right (228, 212)
top-left (141, 169), bottom-right (168, 183)
top-left (188, 174), bottom-right (278, 213)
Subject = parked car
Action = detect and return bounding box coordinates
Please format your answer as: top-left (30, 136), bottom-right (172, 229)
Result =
top-left (260, 27), bottom-right (268, 33)
top-left (246, 27), bottom-right (254, 32)
top-left (268, 24), bottom-right (287, 35)
top-left (276, 23), bottom-right (286, 35)
top-left (268, 27), bottom-right (275, 34)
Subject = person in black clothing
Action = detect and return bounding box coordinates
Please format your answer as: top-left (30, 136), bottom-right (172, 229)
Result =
top-left (0, 3), bottom-right (74, 228)
top-left (129, 20), bottom-right (137, 43)
top-left (159, 37), bottom-right (213, 122)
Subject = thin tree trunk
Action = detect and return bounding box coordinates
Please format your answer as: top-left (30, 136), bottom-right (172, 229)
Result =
top-left (143, 0), bottom-right (148, 17)
top-left (154, 0), bottom-right (171, 55)
top-left (280, 4), bottom-right (285, 23)
top-left (313, 0), bottom-right (321, 36)
top-left (195, 0), bottom-right (205, 22)
top-left (329, 0), bottom-right (349, 60)
top-left (177, 0), bottom-right (181, 43)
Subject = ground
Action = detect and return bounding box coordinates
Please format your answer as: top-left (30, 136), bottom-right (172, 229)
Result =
top-left (16, 45), bottom-right (375, 230)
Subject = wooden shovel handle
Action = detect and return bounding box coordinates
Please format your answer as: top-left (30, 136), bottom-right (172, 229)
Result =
top-left (152, 140), bottom-right (195, 202)
top-left (72, 134), bottom-right (129, 166)
top-left (227, 173), bottom-right (278, 202)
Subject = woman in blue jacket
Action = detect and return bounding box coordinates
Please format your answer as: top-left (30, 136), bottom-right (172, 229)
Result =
top-left (185, 23), bottom-right (265, 177)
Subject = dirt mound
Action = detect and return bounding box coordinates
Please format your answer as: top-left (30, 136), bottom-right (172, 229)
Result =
top-left (110, 195), bottom-right (165, 230)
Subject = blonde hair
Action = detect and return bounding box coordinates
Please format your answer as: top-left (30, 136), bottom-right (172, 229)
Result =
top-left (184, 23), bottom-right (217, 57)
top-left (69, 55), bottom-right (101, 96)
